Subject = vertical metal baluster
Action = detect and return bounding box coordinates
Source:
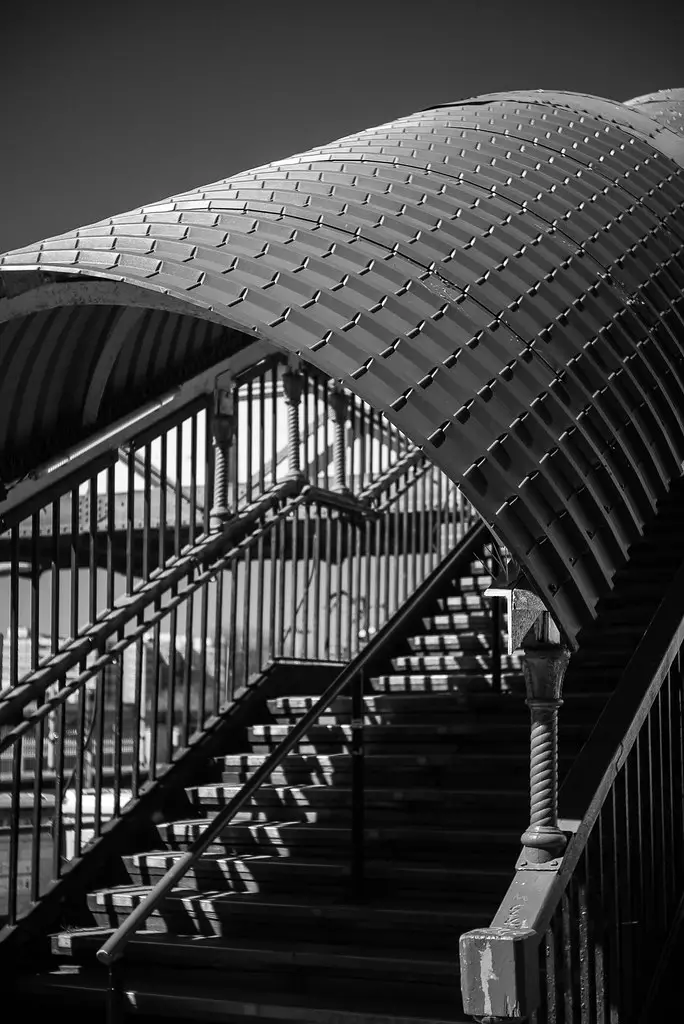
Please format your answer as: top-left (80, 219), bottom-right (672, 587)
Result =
top-left (269, 518), bottom-right (279, 663)
top-left (214, 571), bottom-right (225, 714)
top-left (29, 512), bottom-right (44, 902)
top-left (149, 610), bottom-right (161, 780)
top-left (167, 600), bottom-right (178, 763)
top-left (245, 379), bottom-right (254, 504)
top-left (302, 501), bottom-right (311, 661)
top-left (228, 549), bottom-right (239, 693)
top-left (126, 449), bottom-right (135, 595)
top-left (664, 674), bottom-right (677, 908)
top-left (393, 477), bottom-right (401, 616)
top-left (578, 845), bottom-right (592, 1023)
top-left (53, 693), bottom-right (66, 880)
top-left (198, 575), bottom-right (210, 726)
top-left (271, 364), bottom-right (278, 488)
top-left (633, 730), bottom-right (647, 1007)
top-left (623, 754), bottom-right (638, 1011)
top-left (562, 886), bottom-right (574, 1023)
top-left (158, 432), bottom-right (167, 573)
top-left (190, 412), bottom-right (199, 541)
top-left (646, 714), bottom-right (658, 944)
top-left (324, 508), bottom-right (333, 660)
top-left (143, 443), bottom-right (152, 583)
top-left (204, 399), bottom-right (213, 537)
top-left (669, 668), bottom-right (684, 902)
top-left (182, 592), bottom-right (194, 746)
top-left (277, 516), bottom-right (287, 660)
top-left (313, 502), bottom-right (322, 660)
top-left (113, 630), bottom-right (124, 819)
top-left (259, 370), bottom-right (266, 497)
top-left (74, 658), bottom-right (86, 859)
top-left (290, 511), bottom-right (299, 661)
top-left (70, 488), bottom-right (80, 638)
top-left (8, 734), bottom-right (22, 924)
top-left (175, 424), bottom-right (183, 560)
top-left (594, 812), bottom-right (608, 1024)
top-left (89, 473), bottom-right (98, 627)
top-left (655, 691), bottom-right (669, 930)
top-left (94, 662), bottom-right (106, 839)
top-left (350, 669), bottom-right (365, 901)
top-left (545, 914), bottom-right (558, 1023)
top-left (131, 616), bottom-right (144, 798)
top-left (256, 521), bottom-right (266, 672)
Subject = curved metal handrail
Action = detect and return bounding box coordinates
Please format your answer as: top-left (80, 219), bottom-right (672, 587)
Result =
top-left (96, 518), bottom-right (487, 966)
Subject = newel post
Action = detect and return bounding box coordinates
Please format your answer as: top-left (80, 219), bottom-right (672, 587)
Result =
top-left (210, 384), bottom-right (237, 533)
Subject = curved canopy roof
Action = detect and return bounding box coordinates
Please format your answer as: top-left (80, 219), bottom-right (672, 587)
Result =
top-left (1, 88), bottom-right (683, 647)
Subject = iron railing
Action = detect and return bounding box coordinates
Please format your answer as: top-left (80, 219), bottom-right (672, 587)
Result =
top-left (0, 353), bottom-right (478, 933)
top-left (96, 520), bottom-right (489, 973)
top-left (460, 554), bottom-right (684, 1022)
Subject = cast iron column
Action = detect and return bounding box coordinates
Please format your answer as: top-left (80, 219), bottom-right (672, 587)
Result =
top-left (282, 366), bottom-right (304, 482)
top-left (210, 387), bottom-right (237, 533)
top-left (330, 386), bottom-right (350, 494)
top-left (520, 626), bottom-right (571, 864)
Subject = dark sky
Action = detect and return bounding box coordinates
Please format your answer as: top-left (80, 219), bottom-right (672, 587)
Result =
top-left (1, 0), bottom-right (682, 254)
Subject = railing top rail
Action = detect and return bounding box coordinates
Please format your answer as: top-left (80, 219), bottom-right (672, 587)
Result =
top-left (487, 549), bottom-right (684, 940)
top-left (95, 519), bottom-right (488, 967)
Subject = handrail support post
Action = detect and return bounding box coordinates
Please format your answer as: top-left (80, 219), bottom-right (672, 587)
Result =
top-left (520, 613), bottom-right (570, 863)
top-left (210, 384), bottom-right (237, 533)
top-left (330, 386), bottom-right (351, 495)
top-left (282, 360), bottom-right (305, 483)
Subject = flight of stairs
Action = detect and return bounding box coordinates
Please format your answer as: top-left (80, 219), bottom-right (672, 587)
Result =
top-left (15, 489), bottom-right (684, 1024)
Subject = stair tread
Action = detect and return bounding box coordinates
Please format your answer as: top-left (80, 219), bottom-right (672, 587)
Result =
top-left (89, 885), bottom-right (487, 921)
top-left (53, 927), bottom-right (460, 971)
top-left (126, 851), bottom-right (513, 879)
top-left (22, 965), bottom-right (470, 1023)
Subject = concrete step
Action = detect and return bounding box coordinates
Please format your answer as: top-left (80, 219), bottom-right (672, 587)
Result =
top-left (52, 927), bottom-right (460, 985)
top-left (369, 673), bottom-right (525, 694)
top-left (266, 691), bottom-right (531, 717)
top-left (391, 654), bottom-right (523, 674)
top-left (86, 886), bottom-right (489, 950)
top-left (217, 750), bottom-right (575, 789)
top-left (187, 783), bottom-right (530, 826)
top-left (121, 851), bottom-right (513, 901)
top-left (407, 632), bottom-right (499, 654)
top-left (155, 820), bottom-right (522, 866)
top-left (422, 612), bottom-right (494, 632)
top-left (17, 961), bottom-right (472, 1023)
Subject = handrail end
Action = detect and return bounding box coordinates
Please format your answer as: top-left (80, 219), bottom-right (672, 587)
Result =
top-left (96, 946), bottom-right (120, 968)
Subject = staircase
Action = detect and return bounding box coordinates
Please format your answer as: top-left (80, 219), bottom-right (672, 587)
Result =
top-left (12, 495), bottom-right (684, 1023)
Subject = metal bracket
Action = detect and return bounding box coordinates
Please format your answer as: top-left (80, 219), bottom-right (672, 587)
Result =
top-left (485, 560), bottom-right (548, 654)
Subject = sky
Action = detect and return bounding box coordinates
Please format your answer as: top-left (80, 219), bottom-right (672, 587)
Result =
top-left (1, 0), bottom-right (683, 255)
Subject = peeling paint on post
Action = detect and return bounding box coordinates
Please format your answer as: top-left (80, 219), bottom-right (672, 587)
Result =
top-left (459, 926), bottom-right (540, 1021)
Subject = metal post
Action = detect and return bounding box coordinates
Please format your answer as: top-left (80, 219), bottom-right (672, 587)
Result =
top-left (281, 364), bottom-right (304, 482)
top-left (350, 668), bottom-right (365, 900)
top-left (520, 614), bottom-right (570, 864)
top-left (210, 386), bottom-right (237, 533)
top-left (330, 387), bottom-right (350, 495)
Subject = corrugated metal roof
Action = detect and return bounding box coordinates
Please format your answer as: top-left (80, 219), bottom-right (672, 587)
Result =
top-left (1, 88), bottom-right (683, 647)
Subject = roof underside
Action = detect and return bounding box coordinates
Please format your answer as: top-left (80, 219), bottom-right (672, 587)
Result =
top-left (1, 87), bottom-right (683, 648)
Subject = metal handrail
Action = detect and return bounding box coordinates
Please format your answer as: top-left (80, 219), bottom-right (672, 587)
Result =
top-left (0, 455), bottom-right (432, 731)
top-left (96, 519), bottom-right (487, 966)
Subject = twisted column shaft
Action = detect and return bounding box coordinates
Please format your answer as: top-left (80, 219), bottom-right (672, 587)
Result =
top-left (329, 388), bottom-right (349, 494)
top-left (520, 642), bottom-right (570, 863)
top-left (282, 368), bottom-right (304, 481)
top-left (210, 389), bottom-right (236, 533)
